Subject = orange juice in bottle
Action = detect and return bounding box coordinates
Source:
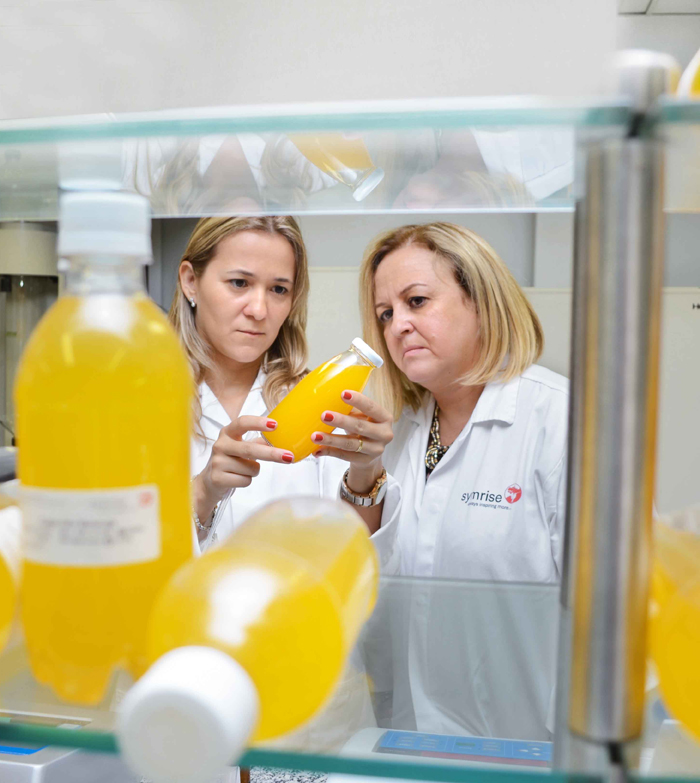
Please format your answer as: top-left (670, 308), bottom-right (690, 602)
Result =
top-left (289, 133), bottom-right (385, 201)
top-left (15, 192), bottom-right (193, 705)
top-left (649, 512), bottom-right (700, 741)
top-left (0, 506), bottom-right (21, 655)
top-left (264, 338), bottom-right (383, 463)
top-left (118, 497), bottom-right (378, 783)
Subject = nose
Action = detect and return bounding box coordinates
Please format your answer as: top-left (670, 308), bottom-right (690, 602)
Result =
top-left (389, 305), bottom-right (413, 339)
top-left (243, 287), bottom-right (267, 321)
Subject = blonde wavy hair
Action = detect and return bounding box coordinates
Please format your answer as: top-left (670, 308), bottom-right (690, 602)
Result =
top-left (169, 216), bottom-right (309, 432)
top-left (360, 222), bottom-right (544, 419)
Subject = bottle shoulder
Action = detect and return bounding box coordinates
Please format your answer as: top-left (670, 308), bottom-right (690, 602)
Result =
top-left (15, 294), bottom-right (191, 385)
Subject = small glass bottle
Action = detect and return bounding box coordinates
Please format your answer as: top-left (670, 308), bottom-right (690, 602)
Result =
top-left (264, 337), bottom-right (383, 462)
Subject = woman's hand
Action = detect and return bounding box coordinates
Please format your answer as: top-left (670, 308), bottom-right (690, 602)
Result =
top-left (311, 391), bottom-right (394, 493)
top-left (194, 416), bottom-right (294, 523)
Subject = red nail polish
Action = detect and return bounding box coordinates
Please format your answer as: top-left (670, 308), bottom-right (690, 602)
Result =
top-left (323, 412), bottom-right (334, 423)
top-left (313, 433), bottom-right (323, 443)
top-left (267, 420), bottom-right (277, 430)
top-left (282, 453), bottom-right (293, 463)
top-left (342, 391), bottom-right (352, 401)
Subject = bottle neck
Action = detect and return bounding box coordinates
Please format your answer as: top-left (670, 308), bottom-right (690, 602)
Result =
top-left (349, 345), bottom-right (375, 369)
top-left (63, 255), bottom-right (146, 296)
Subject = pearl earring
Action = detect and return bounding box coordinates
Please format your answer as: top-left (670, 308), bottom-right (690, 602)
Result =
top-left (189, 298), bottom-right (196, 308)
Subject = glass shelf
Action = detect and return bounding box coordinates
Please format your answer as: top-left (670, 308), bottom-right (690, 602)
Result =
top-left (1, 574), bottom-right (698, 781)
top-left (658, 98), bottom-right (700, 214)
top-left (0, 98), bottom-right (631, 220)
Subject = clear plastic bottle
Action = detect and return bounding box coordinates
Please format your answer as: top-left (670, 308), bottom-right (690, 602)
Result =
top-left (264, 338), bottom-right (383, 462)
top-left (118, 497), bottom-right (378, 783)
top-left (0, 505), bottom-right (21, 655)
top-left (15, 192), bottom-right (193, 705)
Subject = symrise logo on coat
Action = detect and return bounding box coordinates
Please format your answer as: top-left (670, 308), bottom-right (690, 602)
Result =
top-left (460, 483), bottom-right (523, 510)
top-left (505, 484), bottom-right (522, 504)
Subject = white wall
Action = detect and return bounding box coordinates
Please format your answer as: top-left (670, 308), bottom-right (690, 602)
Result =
top-left (0, 0), bottom-right (615, 120)
top-left (617, 13), bottom-right (700, 67)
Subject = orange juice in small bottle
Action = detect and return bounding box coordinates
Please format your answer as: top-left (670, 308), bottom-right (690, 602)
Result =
top-left (264, 338), bottom-right (383, 462)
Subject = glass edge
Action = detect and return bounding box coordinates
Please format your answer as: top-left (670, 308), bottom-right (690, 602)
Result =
top-left (240, 748), bottom-right (598, 783)
top-left (0, 723), bottom-right (603, 782)
top-left (659, 98), bottom-right (700, 125)
top-left (0, 105), bottom-right (631, 146)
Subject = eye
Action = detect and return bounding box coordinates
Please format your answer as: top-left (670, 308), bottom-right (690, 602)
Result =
top-left (378, 309), bottom-right (393, 323)
top-left (230, 279), bottom-right (248, 289)
top-left (271, 285), bottom-right (290, 296)
top-left (409, 296), bottom-right (427, 308)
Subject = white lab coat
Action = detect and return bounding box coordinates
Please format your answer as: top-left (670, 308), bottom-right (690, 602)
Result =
top-left (362, 364), bottom-right (568, 740)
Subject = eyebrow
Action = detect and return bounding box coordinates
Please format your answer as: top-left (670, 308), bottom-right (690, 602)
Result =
top-left (228, 269), bottom-right (293, 284)
top-left (375, 282), bottom-right (428, 310)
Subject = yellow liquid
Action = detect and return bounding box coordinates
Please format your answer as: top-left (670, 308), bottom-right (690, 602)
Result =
top-left (147, 499), bottom-right (378, 742)
top-left (0, 505), bottom-right (20, 656)
top-left (15, 294), bottom-right (194, 705)
top-left (290, 134), bottom-right (375, 184)
top-left (0, 557), bottom-right (16, 655)
top-left (265, 361), bottom-right (372, 462)
top-left (650, 522), bottom-right (700, 741)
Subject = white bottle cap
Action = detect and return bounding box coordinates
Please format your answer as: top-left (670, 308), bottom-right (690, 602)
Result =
top-left (351, 338), bottom-right (384, 368)
top-left (58, 191), bottom-right (152, 261)
top-left (117, 646), bottom-right (259, 783)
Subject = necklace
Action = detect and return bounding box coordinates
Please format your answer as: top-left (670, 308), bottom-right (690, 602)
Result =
top-left (425, 405), bottom-right (450, 476)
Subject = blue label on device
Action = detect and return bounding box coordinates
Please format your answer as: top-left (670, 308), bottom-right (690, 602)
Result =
top-left (0, 744), bottom-right (46, 755)
top-left (376, 730), bottom-right (551, 765)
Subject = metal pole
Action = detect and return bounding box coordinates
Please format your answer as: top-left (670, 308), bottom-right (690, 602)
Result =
top-left (555, 50), bottom-right (675, 767)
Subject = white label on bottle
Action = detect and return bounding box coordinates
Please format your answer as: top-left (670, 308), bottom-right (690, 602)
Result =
top-left (20, 485), bottom-right (161, 566)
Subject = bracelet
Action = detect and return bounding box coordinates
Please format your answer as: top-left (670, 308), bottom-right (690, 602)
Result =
top-left (192, 476), bottom-right (221, 534)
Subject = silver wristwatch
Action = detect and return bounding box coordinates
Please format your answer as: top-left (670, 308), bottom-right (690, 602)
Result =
top-left (340, 468), bottom-right (388, 507)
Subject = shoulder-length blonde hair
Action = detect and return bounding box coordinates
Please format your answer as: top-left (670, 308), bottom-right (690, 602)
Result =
top-left (359, 222), bottom-right (543, 419)
top-left (169, 216), bottom-right (309, 427)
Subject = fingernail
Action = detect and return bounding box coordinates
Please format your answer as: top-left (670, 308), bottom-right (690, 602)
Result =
top-left (312, 433), bottom-right (324, 443)
top-left (342, 391), bottom-right (352, 401)
top-left (282, 453), bottom-right (294, 463)
top-left (322, 412), bottom-right (334, 423)
top-left (267, 420), bottom-right (277, 430)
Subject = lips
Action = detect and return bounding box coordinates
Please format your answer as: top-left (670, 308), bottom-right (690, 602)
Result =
top-left (403, 345), bottom-right (426, 357)
top-left (238, 330), bottom-right (265, 337)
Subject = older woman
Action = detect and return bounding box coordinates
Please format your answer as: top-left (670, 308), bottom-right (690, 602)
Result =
top-left (359, 222), bottom-right (568, 740)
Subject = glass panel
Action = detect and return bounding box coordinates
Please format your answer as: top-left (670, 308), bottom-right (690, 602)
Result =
top-left (2, 572), bottom-right (698, 778)
top-left (660, 99), bottom-right (700, 214)
top-left (0, 575), bottom-right (561, 774)
top-left (0, 100), bottom-right (630, 220)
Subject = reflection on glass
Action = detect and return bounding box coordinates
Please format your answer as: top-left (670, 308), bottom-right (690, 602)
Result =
top-left (288, 133), bottom-right (385, 202)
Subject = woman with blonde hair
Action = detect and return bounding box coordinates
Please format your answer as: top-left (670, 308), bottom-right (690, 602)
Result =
top-left (359, 222), bottom-right (568, 740)
top-left (170, 215), bottom-right (397, 552)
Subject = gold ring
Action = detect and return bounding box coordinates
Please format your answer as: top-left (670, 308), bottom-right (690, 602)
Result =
top-left (355, 438), bottom-right (364, 453)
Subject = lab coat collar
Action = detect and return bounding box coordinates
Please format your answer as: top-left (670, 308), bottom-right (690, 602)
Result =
top-left (471, 374), bottom-right (520, 426)
top-left (402, 373), bottom-right (520, 428)
top-left (199, 369), bottom-right (267, 427)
